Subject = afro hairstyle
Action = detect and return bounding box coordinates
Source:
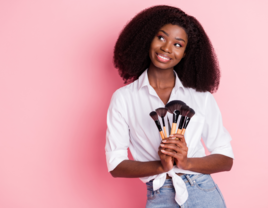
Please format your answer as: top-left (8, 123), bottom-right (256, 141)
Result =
top-left (113, 5), bottom-right (220, 93)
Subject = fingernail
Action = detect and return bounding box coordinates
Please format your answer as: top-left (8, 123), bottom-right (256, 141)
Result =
top-left (162, 140), bottom-right (166, 142)
top-left (160, 144), bottom-right (164, 146)
top-left (161, 149), bottom-right (165, 152)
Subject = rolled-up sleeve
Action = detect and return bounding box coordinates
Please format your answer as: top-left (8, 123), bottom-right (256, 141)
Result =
top-left (105, 89), bottom-right (130, 172)
top-left (201, 92), bottom-right (234, 159)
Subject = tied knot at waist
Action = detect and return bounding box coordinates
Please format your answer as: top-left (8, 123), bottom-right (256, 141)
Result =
top-left (152, 169), bottom-right (188, 206)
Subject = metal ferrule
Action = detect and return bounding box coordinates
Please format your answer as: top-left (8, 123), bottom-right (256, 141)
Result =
top-left (154, 120), bottom-right (162, 132)
top-left (183, 117), bottom-right (191, 129)
top-left (178, 116), bottom-right (186, 129)
top-left (173, 112), bottom-right (179, 123)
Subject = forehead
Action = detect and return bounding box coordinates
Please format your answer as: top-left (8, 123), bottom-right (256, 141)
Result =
top-left (158, 23), bottom-right (188, 40)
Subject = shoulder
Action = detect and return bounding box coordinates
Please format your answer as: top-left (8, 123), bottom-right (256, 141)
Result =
top-left (186, 88), bottom-right (212, 108)
top-left (111, 81), bottom-right (136, 98)
top-left (187, 88), bottom-right (222, 120)
top-left (109, 80), bottom-right (138, 107)
top-left (188, 88), bottom-right (210, 98)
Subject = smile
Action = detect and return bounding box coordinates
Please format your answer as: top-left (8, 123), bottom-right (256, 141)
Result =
top-left (156, 53), bottom-right (171, 63)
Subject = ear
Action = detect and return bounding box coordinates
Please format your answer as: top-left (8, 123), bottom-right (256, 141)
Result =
top-left (183, 52), bottom-right (186, 58)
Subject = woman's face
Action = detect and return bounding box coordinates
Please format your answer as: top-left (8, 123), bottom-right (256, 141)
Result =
top-left (149, 23), bottom-right (188, 71)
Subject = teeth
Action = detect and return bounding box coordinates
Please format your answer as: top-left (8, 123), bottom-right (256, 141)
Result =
top-left (157, 54), bottom-right (169, 60)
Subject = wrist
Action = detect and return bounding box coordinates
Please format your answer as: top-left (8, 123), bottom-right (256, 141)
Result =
top-left (157, 161), bottom-right (167, 174)
top-left (184, 158), bottom-right (193, 171)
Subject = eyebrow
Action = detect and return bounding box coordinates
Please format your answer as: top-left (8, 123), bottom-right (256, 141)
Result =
top-left (159, 30), bottom-right (186, 42)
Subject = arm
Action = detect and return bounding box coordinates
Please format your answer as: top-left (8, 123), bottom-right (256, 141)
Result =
top-left (165, 153), bottom-right (233, 174)
top-left (110, 160), bottom-right (164, 178)
top-left (186, 154), bottom-right (233, 173)
top-left (110, 144), bottom-right (175, 178)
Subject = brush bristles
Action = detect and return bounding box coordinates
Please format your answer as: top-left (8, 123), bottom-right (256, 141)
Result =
top-left (155, 108), bottom-right (168, 117)
top-left (187, 108), bottom-right (195, 118)
top-left (165, 100), bottom-right (186, 113)
top-left (149, 111), bottom-right (159, 121)
top-left (180, 105), bottom-right (190, 116)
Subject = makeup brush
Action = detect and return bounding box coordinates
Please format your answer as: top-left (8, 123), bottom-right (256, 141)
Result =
top-left (150, 111), bottom-right (165, 140)
top-left (177, 105), bottom-right (190, 134)
top-left (181, 108), bottom-right (195, 135)
top-left (165, 100), bottom-right (186, 135)
top-left (167, 116), bottom-right (172, 136)
top-left (155, 108), bottom-right (168, 138)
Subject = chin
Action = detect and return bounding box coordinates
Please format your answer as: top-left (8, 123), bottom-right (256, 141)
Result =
top-left (151, 61), bottom-right (174, 71)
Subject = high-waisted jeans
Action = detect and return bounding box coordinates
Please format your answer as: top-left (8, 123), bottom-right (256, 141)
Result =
top-left (146, 174), bottom-right (226, 208)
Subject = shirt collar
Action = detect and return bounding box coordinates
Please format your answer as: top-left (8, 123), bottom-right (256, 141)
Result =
top-left (138, 68), bottom-right (185, 93)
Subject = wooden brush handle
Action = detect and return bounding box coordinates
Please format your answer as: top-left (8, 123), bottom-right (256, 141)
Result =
top-left (159, 131), bottom-right (165, 140)
top-left (171, 123), bottom-right (177, 135)
top-left (174, 128), bottom-right (182, 140)
top-left (163, 126), bottom-right (167, 138)
top-left (181, 128), bottom-right (186, 135)
top-left (177, 128), bottom-right (182, 134)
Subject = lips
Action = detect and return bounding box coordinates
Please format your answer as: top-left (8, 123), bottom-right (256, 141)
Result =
top-left (156, 53), bottom-right (171, 63)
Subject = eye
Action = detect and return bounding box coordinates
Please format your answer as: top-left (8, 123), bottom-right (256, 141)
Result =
top-left (175, 43), bottom-right (181, 48)
top-left (157, 35), bottom-right (165, 41)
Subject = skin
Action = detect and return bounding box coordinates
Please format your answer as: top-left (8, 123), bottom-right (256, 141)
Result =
top-left (110, 24), bottom-right (233, 178)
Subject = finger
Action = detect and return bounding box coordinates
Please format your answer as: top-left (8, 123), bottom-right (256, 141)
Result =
top-left (171, 133), bottom-right (185, 141)
top-left (161, 149), bottom-right (186, 158)
top-left (161, 149), bottom-right (178, 157)
top-left (160, 147), bottom-right (177, 153)
top-left (162, 143), bottom-right (184, 151)
top-left (163, 146), bottom-right (187, 155)
top-left (162, 139), bottom-right (185, 147)
top-left (161, 150), bottom-right (188, 161)
top-left (162, 133), bottom-right (182, 140)
top-left (168, 135), bottom-right (186, 145)
top-left (170, 135), bottom-right (185, 143)
top-left (160, 143), bottom-right (181, 152)
top-left (161, 144), bottom-right (188, 156)
top-left (161, 137), bottom-right (175, 144)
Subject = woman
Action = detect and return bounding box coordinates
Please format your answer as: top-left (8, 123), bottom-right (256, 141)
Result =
top-left (105, 5), bottom-right (234, 208)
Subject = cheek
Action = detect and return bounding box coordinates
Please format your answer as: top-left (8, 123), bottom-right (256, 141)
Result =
top-left (150, 37), bottom-right (162, 50)
top-left (148, 48), bottom-right (154, 61)
top-left (149, 43), bottom-right (158, 59)
top-left (174, 50), bottom-right (185, 60)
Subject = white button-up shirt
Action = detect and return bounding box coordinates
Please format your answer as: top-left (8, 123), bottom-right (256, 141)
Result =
top-left (105, 68), bottom-right (234, 206)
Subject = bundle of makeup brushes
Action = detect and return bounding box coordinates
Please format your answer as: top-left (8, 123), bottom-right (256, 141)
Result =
top-left (150, 100), bottom-right (195, 140)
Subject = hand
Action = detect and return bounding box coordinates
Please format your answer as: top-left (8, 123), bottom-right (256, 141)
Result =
top-left (160, 134), bottom-right (190, 170)
top-left (158, 138), bottom-right (174, 172)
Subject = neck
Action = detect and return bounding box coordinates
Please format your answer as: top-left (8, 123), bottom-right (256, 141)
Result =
top-left (147, 63), bottom-right (175, 89)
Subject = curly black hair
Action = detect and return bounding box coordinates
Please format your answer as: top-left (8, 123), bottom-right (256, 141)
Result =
top-left (113, 5), bottom-right (220, 93)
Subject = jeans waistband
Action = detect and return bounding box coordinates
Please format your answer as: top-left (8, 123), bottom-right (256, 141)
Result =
top-left (181, 174), bottom-right (203, 186)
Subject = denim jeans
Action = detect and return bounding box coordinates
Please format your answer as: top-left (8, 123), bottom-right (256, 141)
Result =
top-left (146, 174), bottom-right (226, 208)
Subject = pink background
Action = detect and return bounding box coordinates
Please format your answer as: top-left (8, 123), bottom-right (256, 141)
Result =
top-left (0, 0), bottom-right (267, 207)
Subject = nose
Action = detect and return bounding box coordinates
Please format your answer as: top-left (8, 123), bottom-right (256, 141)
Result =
top-left (160, 41), bottom-right (172, 53)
